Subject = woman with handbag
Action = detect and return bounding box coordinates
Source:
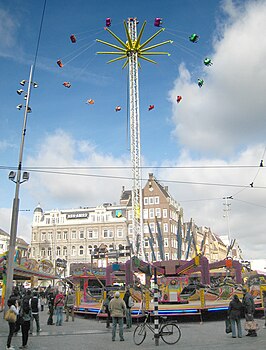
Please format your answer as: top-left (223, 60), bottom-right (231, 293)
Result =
top-left (228, 294), bottom-right (242, 338)
top-left (6, 298), bottom-right (19, 350)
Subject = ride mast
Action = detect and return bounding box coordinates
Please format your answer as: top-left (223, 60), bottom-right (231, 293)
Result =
top-left (96, 18), bottom-right (172, 260)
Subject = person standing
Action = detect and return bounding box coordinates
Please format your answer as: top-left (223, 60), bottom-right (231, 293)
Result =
top-left (242, 288), bottom-right (257, 337)
top-left (103, 292), bottom-right (112, 328)
top-left (6, 298), bottom-right (19, 350)
top-left (29, 291), bottom-right (41, 333)
top-left (263, 291), bottom-right (266, 329)
top-left (47, 291), bottom-right (55, 325)
top-left (54, 290), bottom-right (65, 326)
top-left (19, 293), bottom-right (32, 349)
top-left (228, 294), bottom-right (242, 338)
top-left (65, 291), bottom-right (75, 322)
top-left (109, 291), bottom-right (126, 341)
top-left (123, 287), bottom-right (134, 329)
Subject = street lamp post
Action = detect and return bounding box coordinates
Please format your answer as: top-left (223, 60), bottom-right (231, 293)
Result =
top-left (5, 65), bottom-right (36, 307)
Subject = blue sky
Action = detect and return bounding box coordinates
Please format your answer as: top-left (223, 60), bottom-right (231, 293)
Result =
top-left (0, 0), bottom-right (266, 262)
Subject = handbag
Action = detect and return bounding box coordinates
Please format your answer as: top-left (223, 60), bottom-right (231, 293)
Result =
top-left (4, 309), bottom-right (17, 323)
top-left (225, 318), bottom-right (232, 334)
top-left (244, 320), bottom-right (259, 331)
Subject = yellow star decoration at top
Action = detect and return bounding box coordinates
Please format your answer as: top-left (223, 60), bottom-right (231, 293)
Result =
top-left (96, 20), bottom-right (172, 68)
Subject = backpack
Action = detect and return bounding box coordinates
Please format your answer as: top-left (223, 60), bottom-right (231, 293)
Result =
top-left (22, 296), bottom-right (30, 314)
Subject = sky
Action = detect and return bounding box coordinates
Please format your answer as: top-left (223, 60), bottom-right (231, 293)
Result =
top-left (0, 0), bottom-right (266, 263)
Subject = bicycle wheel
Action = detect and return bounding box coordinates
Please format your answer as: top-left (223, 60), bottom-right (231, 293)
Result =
top-left (133, 324), bottom-right (147, 345)
top-left (160, 323), bottom-right (181, 344)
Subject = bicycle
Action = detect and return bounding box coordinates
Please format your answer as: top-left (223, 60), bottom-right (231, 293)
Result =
top-left (133, 312), bottom-right (181, 345)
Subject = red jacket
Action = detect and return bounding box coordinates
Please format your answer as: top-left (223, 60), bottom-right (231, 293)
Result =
top-left (54, 293), bottom-right (65, 307)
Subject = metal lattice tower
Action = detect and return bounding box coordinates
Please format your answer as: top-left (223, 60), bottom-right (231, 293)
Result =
top-left (97, 18), bottom-right (172, 259)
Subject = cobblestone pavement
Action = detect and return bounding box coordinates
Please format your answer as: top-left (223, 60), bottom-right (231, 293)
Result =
top-left (1, 309), bottom-right (266, 350)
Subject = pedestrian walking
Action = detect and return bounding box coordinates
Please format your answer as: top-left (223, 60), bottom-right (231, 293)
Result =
top-left (9, 288), bottom-right (22, 336)
top-left (228, 294), bottom-right (242, 338)
top-left (54, 291), bottom-right (65, 326)
top-left (242, 288), bottom-right (257, 337)
top-left (123, 287), bottom-right (134, 329)
top-left (65, 291), bottom-right (75, 322)
top-left (109, 291), bottom-right (126, 342)
top-left (6, 298), bottom-right (19, 350)
top-left (103, 292), bottom-right (112, 328)
top-left (29, 291), bottom-right (41, 333)
top-left (19, 292), bottom-right (32, 349)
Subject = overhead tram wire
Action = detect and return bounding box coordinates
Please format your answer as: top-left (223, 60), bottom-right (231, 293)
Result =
top-left (231, 145), bottom-right (266, 198)
top-left (6, 167), bottom-right (266, 190)
top-left (32, 0), bottom-right (47, 79)
top-left (0, 164), bottom-right (265, 170)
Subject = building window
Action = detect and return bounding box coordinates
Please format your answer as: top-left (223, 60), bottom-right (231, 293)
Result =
top-left (149, 197), bottom-right (154, 205)
top-left (88, 245), bottom-right (93, 254)
top-left (103, 229), bottom-right (113, 238)
top-left (41, 248), bottom-right (45, 257)
top-left (48, 247), bottom-right (52, 257)
top-left (164, 238), bottom-right (169, 247)
top-left (155, 196), bottom-right (160, 204)
top-left (163, 223), bottom-right (168, 233)
top-left (143, 209), bottom-right (148, 219)
top-left (32, 247), bottom-right (35, 257)
top-left (79, 246), bottom-right (84, 255)
top-left (128, 224), bottom-right (133, 234)
top-left (163, 209), bottom-right (168, 218)
top-left (79, 230), bottom-right (84, 239)
top-left (149, 222), bottom-right (155, 233)
top-left (63, 246), bottom-right (67, 256)
top-left (71, 246), bottom-right (76, 256)
top-left (87, 229), bottom-right (98, 238)
top-left (41, 232), bottom-right (46, 241)
top-left (57, 231), bottom-right (61, 240)
top-left (56, 246), bottom-right (61, 256)
top-left (144, 238), bottom-right (149, 248)
top-left (155, 208), bottom-right (161, 218)
top-left (128, 210), bottom-right (133, 220)
top-left (143, 224), bottom-right (149, 234)
top-left (149, 208), bottom-right (154, 219)
top-left (32, 233), bottom-right (36, 241)
top-left (165, 253), bottom-right (169, 260)
top-left (45, 218), bottom-right (50, 224)
top-left (48, 232), bottom-right (53, 240)
top-left (144, 197), bottom-right (148, 205)
top-left (117, 228), bottom-right (123, 238)
top-left (63, 231), bottom-right (68, 240)
top-left (71, 231), bottom-right (77, 239)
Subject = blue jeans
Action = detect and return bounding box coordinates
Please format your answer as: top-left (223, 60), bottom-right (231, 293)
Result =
top-left (230, 318), bottom-right (242, 338)
top-left (56, 306), bottom-right (63, 326)
top-left (112, 317), bottom-right (124, 341)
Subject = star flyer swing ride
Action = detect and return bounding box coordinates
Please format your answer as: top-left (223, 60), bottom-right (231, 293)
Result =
top-left (96, 18), bottom-right (172, 261)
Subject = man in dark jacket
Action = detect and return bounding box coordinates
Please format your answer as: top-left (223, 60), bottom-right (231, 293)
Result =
top-left (228, 294), bottom-right (242, 338)
top-left (29, 291), bottom-right (41, 333)
top-left (242, 289), bottom-right (257, 337)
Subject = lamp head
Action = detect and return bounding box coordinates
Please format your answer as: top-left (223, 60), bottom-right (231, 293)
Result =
top-left (8, 171), bottom-right (16, 181)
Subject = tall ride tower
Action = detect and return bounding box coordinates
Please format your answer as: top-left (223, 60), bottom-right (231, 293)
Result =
top-left (97, 18), bottom-right (171, 259)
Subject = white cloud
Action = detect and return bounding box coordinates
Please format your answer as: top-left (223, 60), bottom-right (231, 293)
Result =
top-left (0, 208), bottom-right (31, 244)
top-left (169, 0), bottom-right (266, 157)
top-left (25, 130), bottom-right (132, 209)
top-left (0, 8), bottom-right (21, 59)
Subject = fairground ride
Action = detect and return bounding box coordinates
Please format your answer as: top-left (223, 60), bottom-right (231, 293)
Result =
top-left (96, 18), bottom-right (172, 260)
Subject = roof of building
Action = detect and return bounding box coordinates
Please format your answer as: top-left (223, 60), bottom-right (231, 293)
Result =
top-left (0, 228), bottom-right (9, 237)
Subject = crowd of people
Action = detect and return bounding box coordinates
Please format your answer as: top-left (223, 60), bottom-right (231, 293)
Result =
top-left (4, 284), bottom-right (265, 348)
top-left (5, 286), bottom-right (75, 350)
